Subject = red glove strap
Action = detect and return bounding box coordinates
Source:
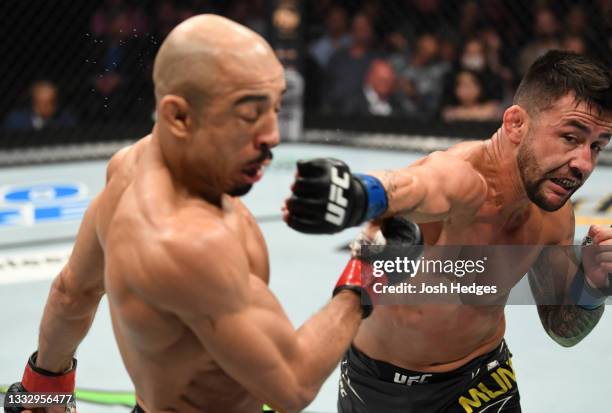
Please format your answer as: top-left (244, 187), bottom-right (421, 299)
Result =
top-left (335, 258), bottom-right (363, 290)
top-left (22, 359), bottom-right (76, 393)
top-left (335, 258), bottom-right (378, 289)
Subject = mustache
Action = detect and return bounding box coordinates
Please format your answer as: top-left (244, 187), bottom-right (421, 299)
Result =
top-left (544, 168), bottom-right (583, 183)
top-left (252, 145), bottom-right (273, 164)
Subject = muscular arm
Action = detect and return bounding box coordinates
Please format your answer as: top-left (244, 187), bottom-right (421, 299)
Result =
top-left (528, 208), bottom-right (604, 347)
top-left (36, 195), bottom-right (106, 371)
top-left (35, 147), bottom-right (128, 371)
top-left (149, 220), bottom-right (361, 413)
top-left (371, 151), bottom-right (487, 223)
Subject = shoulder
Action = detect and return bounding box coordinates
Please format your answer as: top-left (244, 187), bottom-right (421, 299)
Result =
top-left (434, 145), bottom-right (489, 206)
top-left (137, 209), bottom-right (251, 316)
top-left (106, 144), bottom-right (133, 183)
top-left (444, 140), bottom-right (487, 161)
top-left (161, 208), bottom-right (249, 283)
top-left (421, 145), bottom-right (488, 187)
top-left (105, 135), bottom-right (152, 182)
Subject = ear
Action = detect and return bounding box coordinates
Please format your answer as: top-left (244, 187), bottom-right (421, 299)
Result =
top-left (502, 105), bottom-right (529, 145)
top-left (158, 95), bottom-right (193, 139)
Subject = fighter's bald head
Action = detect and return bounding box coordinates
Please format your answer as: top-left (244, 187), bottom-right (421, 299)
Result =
top-left (153, 14), bottom-right (280, 112)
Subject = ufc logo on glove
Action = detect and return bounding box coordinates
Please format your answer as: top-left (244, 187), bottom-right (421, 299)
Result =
top-left (325, 167), bottom-right (350, 226)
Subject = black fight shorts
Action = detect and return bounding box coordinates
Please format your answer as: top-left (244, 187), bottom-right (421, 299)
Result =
top-left (338, 339), bottom-right (521, 413)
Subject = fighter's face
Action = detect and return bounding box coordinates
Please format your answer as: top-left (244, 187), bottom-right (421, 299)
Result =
top-left (193, 59), bottom-right (285, 197)
top-left (517, 95), bottom-right (611, 211)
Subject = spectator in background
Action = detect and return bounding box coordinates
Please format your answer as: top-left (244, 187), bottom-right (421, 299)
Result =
top-left (407, 0), bottom-right (452, 37)
top-left (593, 0), bottom-right (612, 65)
top-left (90, 0), bottom-right (148, 38)
top-left (226, 0), bottom-right (267, 36)
top-left (3, 81), bottom-right (76, 131)
top-left (565, 5), bottom-right (589, 37)
top-left (386, 29), bottom-right (411, 73)
top-left (344, 59), bottom-right (400, 116)
top-left (395, 32), bottom-right (449, 118)
top-left (442, 37), bottom-right (505, 109)
top-left (304, 0), bottom-right (334, 39)
top-left (518, 7), bottom-right (561, 75)
top-left (562, 34), bottom-right (587, 55)
top-left (323, 13), bottom-right (381, 114)
top-left (478, 26), bottom-right (514, 92)
top-left (457, 0), bottom-right (482, 41)
top-left (563, 4), bottom-right (600, 57)
top-left (153, 1), bottom-right (202, 40)
top-left (438, 36), bottom-right (458, 66)
top-left (441, 70), bottom-right (501, 122)
top-left (82, 11), bottom-right (153, 122)
top-left (154, 1), bottom-right (181, 40)
top-left (309, 5), bottom-right (352, 69)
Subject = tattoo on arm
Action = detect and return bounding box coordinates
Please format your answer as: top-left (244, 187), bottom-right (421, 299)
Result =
top-left (529, 244), bottom-right (605, 347)
top-left (537, 304), bottom-right (604, 348)
top-left (381, 170), bottom-right (397, 201)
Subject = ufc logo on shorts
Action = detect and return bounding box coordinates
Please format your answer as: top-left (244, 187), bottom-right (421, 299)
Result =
top-left (393, 373), bottom-right (432, 386)
top-left (325, 167), bottom-right (350, 226)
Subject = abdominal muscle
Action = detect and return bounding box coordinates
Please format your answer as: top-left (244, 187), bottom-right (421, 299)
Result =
top-left (354, 304), bottom-right (505, 372)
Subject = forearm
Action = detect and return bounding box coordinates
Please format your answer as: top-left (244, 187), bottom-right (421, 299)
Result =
top-left (36, 272), bottom-right (103, 371)
top-left (294, 290), bottom-right (361, 394)
top-left (538, 304), bottom-right (605, 347)
top-left (371, 170), bottom-right (426, 216)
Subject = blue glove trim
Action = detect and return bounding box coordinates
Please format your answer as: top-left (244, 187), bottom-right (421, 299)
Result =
top-left (354, 174), bottom-right (388, 221)
top-left (570, 267), bottom-right (605, 310)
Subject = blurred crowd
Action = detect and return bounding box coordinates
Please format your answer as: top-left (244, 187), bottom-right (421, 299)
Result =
top-left (3, 0), bottom-right (611, 132)
top-left (303, 0), bottom-right (612, 120)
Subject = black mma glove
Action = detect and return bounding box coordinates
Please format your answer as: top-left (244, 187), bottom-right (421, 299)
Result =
top-left (286, 158), bottom-right (388, 234)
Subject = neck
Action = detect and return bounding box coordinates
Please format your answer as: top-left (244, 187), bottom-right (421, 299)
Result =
top-left (483, 130), bottom-right (531, 217)
top-left (152, 127), bottom-right (223, 206)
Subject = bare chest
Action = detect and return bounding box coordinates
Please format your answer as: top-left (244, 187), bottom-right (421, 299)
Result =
top-left (422, 207), bottom-right (546, 288)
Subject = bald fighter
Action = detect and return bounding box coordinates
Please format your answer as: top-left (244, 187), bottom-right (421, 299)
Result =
top-left (5, 15), bottom-right (365, 413)
top-left (285, 51), bottom-right (612, 412)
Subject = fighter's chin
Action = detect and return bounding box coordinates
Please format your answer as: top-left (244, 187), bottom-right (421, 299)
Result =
top-left (228, 184), bottom-right (253, 197)
top-left (529, 189), bottom-right (571, 212)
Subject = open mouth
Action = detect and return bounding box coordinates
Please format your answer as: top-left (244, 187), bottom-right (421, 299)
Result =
top-left (240, 163), bottom-right (264, 184)
top-left (242, 164), bottom-right (260, 177)
top-left (549, 177), bottom-right (579, 192)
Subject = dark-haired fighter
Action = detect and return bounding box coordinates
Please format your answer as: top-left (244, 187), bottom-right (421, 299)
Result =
top-left (285, 51), bottom-right (612, 412)
top-left (5, 15), bottom-right (366, 413)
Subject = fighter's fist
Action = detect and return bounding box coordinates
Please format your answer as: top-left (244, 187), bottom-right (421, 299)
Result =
top-left (582, 225), bottom-right (612, 295)
top-left (284, 158), bottom-right (388, 234)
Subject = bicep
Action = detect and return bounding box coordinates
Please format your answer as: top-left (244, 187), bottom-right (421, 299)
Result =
top-left (384, 153), bottom-right (486, 221)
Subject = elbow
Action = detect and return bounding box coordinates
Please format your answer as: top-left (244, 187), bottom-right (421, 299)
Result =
top-left (271, 385), bottom-right (318, 413)
top-left (544, 327), bottom-right (582, 348)
top-left (50, 269), bottom-right (104, 320)
top-left (550, 334), bottom-right (580, 348)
